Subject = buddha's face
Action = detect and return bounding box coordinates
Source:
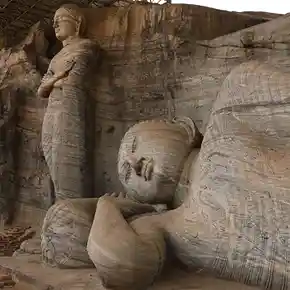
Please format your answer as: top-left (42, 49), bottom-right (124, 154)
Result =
top-left (118, 120), bottom-right (194, 204)
top-left (53, 10), bottom-right (79, 41)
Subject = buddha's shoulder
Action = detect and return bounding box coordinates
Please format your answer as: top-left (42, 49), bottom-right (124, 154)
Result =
top-left (51, 39), bottom-right (98, 62)
top-left (76, 38), bottom-right (98, 50)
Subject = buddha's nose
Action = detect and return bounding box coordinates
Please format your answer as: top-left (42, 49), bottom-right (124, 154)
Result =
top-left (126, 154), bottom-right (144, 176)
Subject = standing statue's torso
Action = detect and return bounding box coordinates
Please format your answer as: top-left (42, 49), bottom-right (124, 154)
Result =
top-left (46, 39), bottom-right (95, 115)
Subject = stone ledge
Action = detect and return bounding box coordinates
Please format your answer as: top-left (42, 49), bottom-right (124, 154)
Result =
top-left (0, 254), bottom-right (259, 290)
top-left (0, 255), bottom-right (100, 290)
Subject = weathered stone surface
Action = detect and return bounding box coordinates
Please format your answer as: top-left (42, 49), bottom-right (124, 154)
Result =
top-left (0, 254), bottom-right (259, 290)
top-left (186, 14), bottom-right (290, 133)
top-left (84, 4), bottom-right (268, 44)
top-left (0, 86), bottom-right (18, 223)
top-left (241, 11), bottom-right (282, 20)
top-left (0, 36), bottom-right (49, 222)
top-left (41, 198), bottom-right (97, 269)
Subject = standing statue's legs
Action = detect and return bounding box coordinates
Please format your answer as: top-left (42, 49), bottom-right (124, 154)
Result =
top-left (42, 109), bottom-right (86, 201)
top-left (42, 111), bottom-right (54, 203)
top-left (53, 110), bottom-right (86, 200)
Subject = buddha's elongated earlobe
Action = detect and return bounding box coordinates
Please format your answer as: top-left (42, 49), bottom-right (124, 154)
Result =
top-left (173, 116), bottom-right (203, 148)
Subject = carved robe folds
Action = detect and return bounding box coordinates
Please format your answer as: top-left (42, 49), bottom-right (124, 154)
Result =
top-left (41, 39), bottom-right (97, 201)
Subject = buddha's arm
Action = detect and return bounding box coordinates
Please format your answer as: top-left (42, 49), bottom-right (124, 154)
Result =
top-left (37, 68), bottom-right (68, 98)
top-left (87, 195), bottom-right (166, 289)
top-left (102, 193), bottom-right (158, 218)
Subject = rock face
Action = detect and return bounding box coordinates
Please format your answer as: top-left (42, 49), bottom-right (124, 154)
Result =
top-left (0, 85), bottom-right (18, 223)
top-left (0, 4), bottom-right (276, 222)
top-left (0, 37), bottom-right (48, 223)
top-left (184, 14), bottom-right (290, 133)
top-left (242, 11), bottom-right (282, 20)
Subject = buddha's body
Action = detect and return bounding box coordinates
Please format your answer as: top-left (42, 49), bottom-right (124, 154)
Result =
top-left (87, 61), bottom-right (290, 290)
top-left (42, 60), bottom-right (290, 289)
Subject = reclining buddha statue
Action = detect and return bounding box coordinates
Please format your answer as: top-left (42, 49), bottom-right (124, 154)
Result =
top-left (42, 60), bottom-right (290, 290)
top-left (85, 60), bottom-right (290, 290)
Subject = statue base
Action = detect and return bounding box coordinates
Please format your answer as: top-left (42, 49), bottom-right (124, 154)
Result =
top-left (0, 254), bottom-right (259, 290)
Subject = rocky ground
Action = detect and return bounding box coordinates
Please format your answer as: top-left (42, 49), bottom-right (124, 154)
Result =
top-left (0, 226), bottom-right (35, 289)
top-left (0, 226), bottom-right (35, 257)
top-left (0, 273), bottom-right (14, 289)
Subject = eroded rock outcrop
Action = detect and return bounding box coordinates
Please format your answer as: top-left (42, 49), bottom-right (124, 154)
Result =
top-left (0, 85), bottom-right (17, 223)
top-left (0, 25), bottom-right (49, 223)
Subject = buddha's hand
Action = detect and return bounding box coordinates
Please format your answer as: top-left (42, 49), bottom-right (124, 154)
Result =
top-left (53, 62), bottom-right (76, 88)
top-left (37, 69), bottom-right (71, 98)
top-left (52, 70), bottom-right (70, 88)
top-left (41, 70), bottom-right (68, 87)
top-left (99, 192), bottom-right (157, 219)
top-left (88, 194), bottom-right (166, 290)
top-left (104, 192), bottom-right (127, 199)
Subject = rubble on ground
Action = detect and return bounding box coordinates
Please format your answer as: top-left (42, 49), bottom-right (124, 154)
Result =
top-left (0, 227), bottom-right (35, 257)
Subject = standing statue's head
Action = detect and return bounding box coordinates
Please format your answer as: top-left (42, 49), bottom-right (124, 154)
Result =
top-left (118, 117), bottom-right (202, 205)
top-left (53, 4), bottom-right (86, 43)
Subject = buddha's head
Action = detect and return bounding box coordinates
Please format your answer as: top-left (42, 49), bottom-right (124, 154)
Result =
top-left (118, 117), bottom-right (201, 205)
top-left (53, 4), bottom-right (86, 43)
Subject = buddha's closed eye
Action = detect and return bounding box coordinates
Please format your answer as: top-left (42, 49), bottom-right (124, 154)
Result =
top-left (122, 161), bottom-right (132, 184)
top-left (132, 137), bottom-right (137, 153)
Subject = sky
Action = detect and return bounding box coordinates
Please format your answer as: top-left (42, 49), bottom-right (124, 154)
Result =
top-left (171, 0), bottom-right (290, 14)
